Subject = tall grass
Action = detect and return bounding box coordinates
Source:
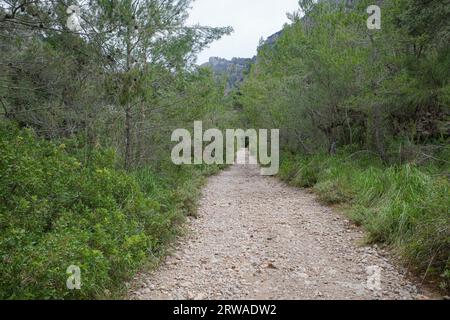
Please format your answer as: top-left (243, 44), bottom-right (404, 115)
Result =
top-left (279, 151), bottom-right (450, 292)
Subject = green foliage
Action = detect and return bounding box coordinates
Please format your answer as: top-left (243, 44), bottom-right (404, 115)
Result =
top-left (278, 151), bottom-right (450, 292)
top-left (0, 0), bottom-right (235, 300)
top-left (0, 122), bottom-right (218, 299)
top-left (240, 0), bottom-right (449, 157)
top-left (0, 0), bottom-right (232, 170)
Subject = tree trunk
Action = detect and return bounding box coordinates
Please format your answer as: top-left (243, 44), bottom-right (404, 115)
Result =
top-left (135, 103), bottom-right (145, 167)
top-left (124, 106), bottom-right (132, 170)
top-left (373, 104), bottom-right (388, 164)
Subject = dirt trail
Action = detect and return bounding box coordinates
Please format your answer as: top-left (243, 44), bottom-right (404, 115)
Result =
top-left (130, 150), bottom-right (433, 300)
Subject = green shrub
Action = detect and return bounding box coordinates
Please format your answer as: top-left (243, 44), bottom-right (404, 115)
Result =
top-left (0, 122), bottom-right (219, 299)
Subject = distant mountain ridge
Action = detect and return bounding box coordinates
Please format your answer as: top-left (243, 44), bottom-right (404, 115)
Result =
top-left (201, 30), bottom-right (286, 91)
top-left (201, 56), bottom-right (254, 91)
top-left (263, 30), bottom-right (283, 46)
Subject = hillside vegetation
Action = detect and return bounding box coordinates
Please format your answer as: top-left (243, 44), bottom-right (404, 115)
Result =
top-left (0, 0), bottom-right (232, 299)
top-left (0, 119), bottom-right (223, 299)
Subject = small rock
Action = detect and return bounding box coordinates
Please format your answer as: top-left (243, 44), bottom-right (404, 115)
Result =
top-left (187, 291), bottom-right (195, 300)
top-left (173, 253), bottom-right (181, 260)
top-left (195, 293), bottom-right (206, 300)
top-left (267, 263), bottom-right (278, 269)
top-left (142, 288), bottom-right (151, 294)
top-left (180, 281), bottom-right (191, 288)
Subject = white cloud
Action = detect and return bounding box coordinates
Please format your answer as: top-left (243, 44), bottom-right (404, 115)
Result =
top-left (187, 0), bottom-right (300, 64)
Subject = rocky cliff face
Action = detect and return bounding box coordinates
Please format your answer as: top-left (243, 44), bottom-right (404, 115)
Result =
top-left (264, 30), bottom-right (283, 46)
top-left (201, 57), bottom-right (254, 91)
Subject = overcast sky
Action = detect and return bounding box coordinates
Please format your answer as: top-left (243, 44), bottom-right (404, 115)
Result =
top-left (187, 0), bottom-right (300, 64)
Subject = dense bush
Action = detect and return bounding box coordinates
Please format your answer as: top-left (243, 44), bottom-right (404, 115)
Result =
top-left (279, 151), bottom-right (450, 292)
top-left (243, 0), bottom-right (449, 294)
top-left (0, 122), bottom-right (218, 299)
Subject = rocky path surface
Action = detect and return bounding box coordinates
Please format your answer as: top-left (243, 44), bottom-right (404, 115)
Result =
top-left (130, 150), bottom-right (433, 300)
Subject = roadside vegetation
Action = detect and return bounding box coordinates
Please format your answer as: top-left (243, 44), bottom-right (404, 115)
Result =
top-left (0, 121), bottom-right (222, 299)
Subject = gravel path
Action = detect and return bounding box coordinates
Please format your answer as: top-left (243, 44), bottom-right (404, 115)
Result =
top-left (130, 150), bottom-right (434, 300)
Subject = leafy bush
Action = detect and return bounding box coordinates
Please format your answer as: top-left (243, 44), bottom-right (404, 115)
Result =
top-left (0, 122), bottom-right (218, 299)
